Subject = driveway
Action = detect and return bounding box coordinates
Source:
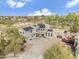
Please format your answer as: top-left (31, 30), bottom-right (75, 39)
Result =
top-left (5, 37), bottom-right (56, 59)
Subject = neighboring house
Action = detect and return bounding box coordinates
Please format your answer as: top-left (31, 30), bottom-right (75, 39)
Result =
top-left (19, 23), bottom-right (53, 40)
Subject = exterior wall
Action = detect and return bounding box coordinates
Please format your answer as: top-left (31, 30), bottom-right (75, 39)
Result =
top-left (19, 28), bottom-right (36, 39)
top-left (19, 24), bottom-right (53, 40)
top-left (45, 31), bottom-right (53, 38)
top-left (45, 24), bottom-right (50, 29)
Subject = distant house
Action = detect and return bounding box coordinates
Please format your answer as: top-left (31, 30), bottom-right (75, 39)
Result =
top-left (19, 23), bottom-right (53, 40)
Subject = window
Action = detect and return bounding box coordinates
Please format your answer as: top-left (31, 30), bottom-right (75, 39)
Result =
top-left (51, 33), bottom-right (52, 37)
top-left (41, 29), bottom-right (42, 31)
top-left (30, 30), bottom-right (32, 33)
top-left (23, 32), bottom-right (24, 34)
top-left (46, 33), bottom-right (47, 36)
top-left (43, 29), bottom-right (44, 31)
top-left (48, 33), bottom-right (50, 37)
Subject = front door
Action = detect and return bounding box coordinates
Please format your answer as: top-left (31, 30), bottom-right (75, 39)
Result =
top-left (41, 34), bottom-right (44, 37)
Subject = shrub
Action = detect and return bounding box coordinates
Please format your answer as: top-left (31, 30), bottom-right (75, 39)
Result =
top-left (44, 43), bottom-right (75, 59)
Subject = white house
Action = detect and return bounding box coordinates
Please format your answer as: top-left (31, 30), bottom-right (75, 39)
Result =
top-left (19, 23), bottom-right (53, 40)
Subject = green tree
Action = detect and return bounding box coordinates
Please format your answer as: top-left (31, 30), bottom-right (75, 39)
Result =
top-left (69, 15), bottom-right (79, 33)
top-left (4, 26), bottom-right (26, 56)
top-left (0, 33), bottom-right (7, 59)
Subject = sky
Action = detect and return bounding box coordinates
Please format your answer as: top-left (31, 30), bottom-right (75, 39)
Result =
top-left (0, 0), bottom-right (79, 16)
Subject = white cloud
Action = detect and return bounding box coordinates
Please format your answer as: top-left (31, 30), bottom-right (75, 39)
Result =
top-left (7, 0), bottom-right (16, 7)
top-left (66, 0), bottom-right (79, 8)
top-left (29, 8), bottom-right (55, 16)
top-left (7, 0), bottom-right (31, 8)
top-left (25, 0), bottom-right (32, 1)
top-left (16, 2), bottom-right (26, 8)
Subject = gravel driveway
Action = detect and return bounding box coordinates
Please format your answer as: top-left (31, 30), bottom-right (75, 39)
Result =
top-left (5, 37), bottom-right (56, 59)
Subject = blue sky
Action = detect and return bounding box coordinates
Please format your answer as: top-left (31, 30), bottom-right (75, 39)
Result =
top-left (0, 0), bottom-right (79, 16)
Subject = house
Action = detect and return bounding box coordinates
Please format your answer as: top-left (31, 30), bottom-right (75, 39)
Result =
top-left (19, 23), bottom-right (53, 40)
top-left (19, 26), bottom-right (36, 39)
